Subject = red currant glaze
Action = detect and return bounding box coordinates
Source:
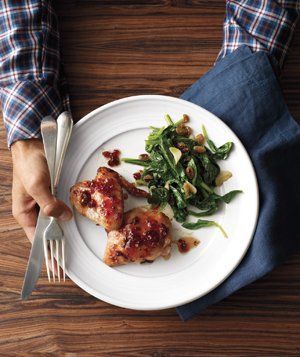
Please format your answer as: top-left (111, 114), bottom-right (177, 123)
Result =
top-left (177, 239), bottom-right (188, 253)
top-left (102, 197), bottom-right (115, 218)
top-left (88, 199), bottom-right (97, 208)
top-left (133, 172), bottom-right (141, 180)
top-left (108, 158), bottom-right (119, 167)
top-left (80, 191), bottom-right (97, 208)
top-left (102, 149), bottom-right (121, 167)
top-left (177, 237), bottom-right (200, 253)
top-left (102, 151), bottom-right (111, 159)
top-left (113, 149), bottom-right (121, 157)
top-left (88, 177), bottom-right (116, 195)
top-left (123, 219), bottom-right (168, 249)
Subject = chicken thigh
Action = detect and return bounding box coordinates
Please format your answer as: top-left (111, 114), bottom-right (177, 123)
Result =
top-left (104, 207), bottom-right (172, 266)
top-left (70, 167), bottom-right (124, 231)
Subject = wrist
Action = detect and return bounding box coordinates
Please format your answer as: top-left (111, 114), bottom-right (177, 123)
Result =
top-left (11, 139), bottom-right (44, 161)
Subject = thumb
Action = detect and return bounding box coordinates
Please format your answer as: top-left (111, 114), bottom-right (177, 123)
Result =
top-left (26, 175), bottom-right (72, 221)
top-left (43, 197), bottom-right (73, 221)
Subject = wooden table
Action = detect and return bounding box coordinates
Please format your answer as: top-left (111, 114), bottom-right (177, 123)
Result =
top-left (1, 1), bottom-right (299, 355)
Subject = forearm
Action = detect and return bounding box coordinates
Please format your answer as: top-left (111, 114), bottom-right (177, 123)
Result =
top-left (0, 0), bottom-right (69, 147)
top-left (218, 0), bottom-right (299, 69)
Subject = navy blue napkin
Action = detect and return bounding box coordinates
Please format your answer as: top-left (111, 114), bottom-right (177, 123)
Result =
top-left (177, 46), bottom-right (300, 321)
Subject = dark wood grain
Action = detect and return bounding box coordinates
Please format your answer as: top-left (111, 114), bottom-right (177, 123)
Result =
top-left (0, 1), bottom-right (299, 355)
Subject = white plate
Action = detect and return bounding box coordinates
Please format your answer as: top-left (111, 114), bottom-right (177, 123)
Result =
top-left (57, 95), bottom-right (259, 310)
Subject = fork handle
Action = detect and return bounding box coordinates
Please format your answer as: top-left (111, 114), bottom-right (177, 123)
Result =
top-left (41, 116), bottom-right (57, 195)
top-left (54, 111), bottom-right (73, 188)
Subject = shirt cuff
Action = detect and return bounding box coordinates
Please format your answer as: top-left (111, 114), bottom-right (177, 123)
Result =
top-left (0, 80), bottom-right (69, 147)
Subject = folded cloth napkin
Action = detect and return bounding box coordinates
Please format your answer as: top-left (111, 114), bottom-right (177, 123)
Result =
top-left (177, 45), bottom-right (300, 321)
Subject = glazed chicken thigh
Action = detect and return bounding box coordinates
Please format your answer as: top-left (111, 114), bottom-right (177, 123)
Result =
top-left (70, 166), bottom-right (171, 266)
top-left (70, 167), bottom-right (124, 231)
top-left (104, 207), bottom-right (172, 266)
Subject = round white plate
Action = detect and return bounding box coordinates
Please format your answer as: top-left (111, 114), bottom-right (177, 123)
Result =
top-left (57, 95), bottom-right (258, 310)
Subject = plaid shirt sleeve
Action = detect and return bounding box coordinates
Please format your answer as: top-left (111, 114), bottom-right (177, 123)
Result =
top-left (1, 1), bottom-right (299, 147)
top-left (0, 0), bottom-right (70, 147)
top-left (218, 0), bottom-right (300, 68)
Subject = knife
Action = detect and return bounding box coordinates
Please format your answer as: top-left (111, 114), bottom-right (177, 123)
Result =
top-left (21, 112), bottom-right (73, 299)
top-left (21, 214), bottom-right (52, 299)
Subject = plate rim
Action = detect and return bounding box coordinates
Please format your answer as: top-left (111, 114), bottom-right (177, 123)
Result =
top-left (63, 94), bottom-right (259, 310)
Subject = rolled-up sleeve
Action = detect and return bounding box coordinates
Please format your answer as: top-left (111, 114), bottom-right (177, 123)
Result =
top-left (0, 0), bottom-right (70, 147)
top-left (218, 0), bottom-right (300, 69)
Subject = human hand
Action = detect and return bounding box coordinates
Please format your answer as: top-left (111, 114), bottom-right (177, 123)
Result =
top-left (11, 139), bottom-right (72, 243)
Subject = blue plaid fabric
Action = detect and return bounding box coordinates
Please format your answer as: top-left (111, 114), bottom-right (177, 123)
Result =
top-left (0, 0), bottom-right (70, 147)
top-left (0, 0), bottom-right (299, 147)
top-left (218, 0), bottom-right (299, 66)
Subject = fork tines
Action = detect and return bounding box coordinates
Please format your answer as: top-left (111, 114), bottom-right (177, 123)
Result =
top-left (43, 237), bottom-right (65, 282)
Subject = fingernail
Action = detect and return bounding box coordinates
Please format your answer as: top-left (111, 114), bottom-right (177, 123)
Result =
top-left (59, 210), bottom-right (72, 221)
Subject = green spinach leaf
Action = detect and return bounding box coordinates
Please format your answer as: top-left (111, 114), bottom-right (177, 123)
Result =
top-left (182, 219), bottom-right (227, 237)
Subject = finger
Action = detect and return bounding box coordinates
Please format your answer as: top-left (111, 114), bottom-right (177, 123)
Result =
top-left (12, 140), bottom-right (73, 222)
top-left (23, 226), bottom-right (36, 244)
top-left (24, 172), bottom-right (72, 221)
top-left (12, 175), bottom-right (38, 243)
top-left (43, 198), bottom-right (73, 221)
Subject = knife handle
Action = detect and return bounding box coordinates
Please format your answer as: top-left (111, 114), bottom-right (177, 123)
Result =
top-left (41, 116), bottom-right (57, 195)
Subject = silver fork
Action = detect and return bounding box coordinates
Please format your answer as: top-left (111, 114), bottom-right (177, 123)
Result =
top-left (41, 112), bottom-right (73, 282)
